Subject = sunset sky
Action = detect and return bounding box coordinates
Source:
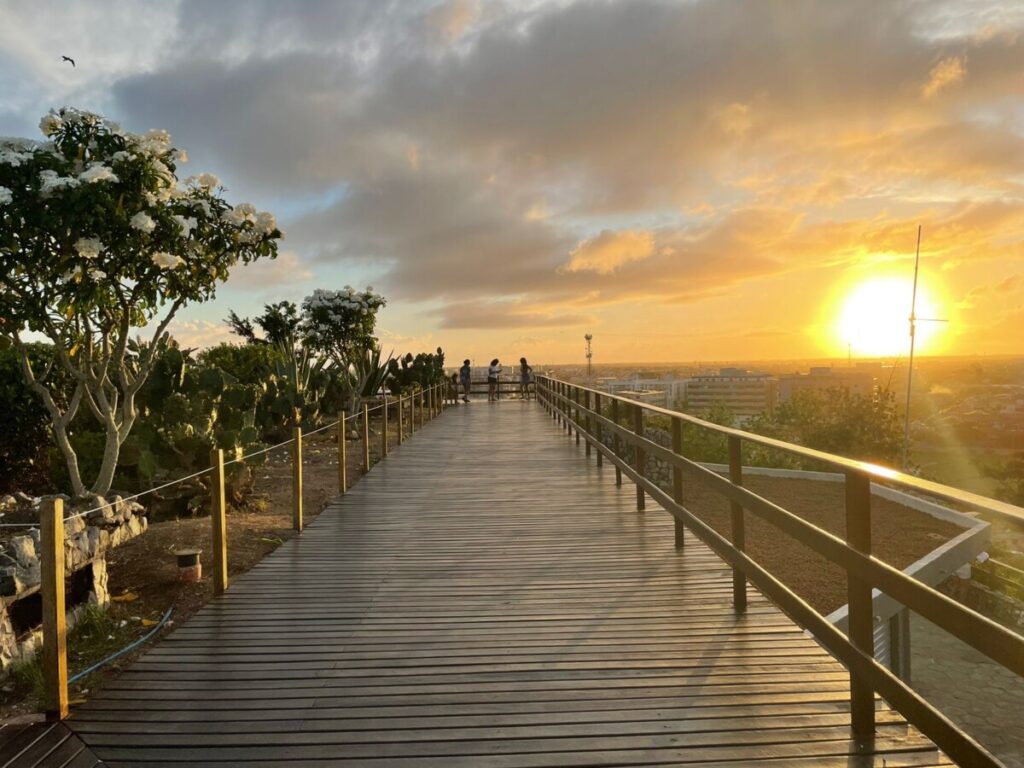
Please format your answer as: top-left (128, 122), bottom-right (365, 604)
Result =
top-left (2, 0), bottom-right (1023, 364)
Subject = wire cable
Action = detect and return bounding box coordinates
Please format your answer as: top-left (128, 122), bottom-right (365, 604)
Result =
top-left (67, 606), bottom-right (174, 685)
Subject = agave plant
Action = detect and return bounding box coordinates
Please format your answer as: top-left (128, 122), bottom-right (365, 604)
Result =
top-left (262, 336), bottom-right (330, 432)
top-left (346, 343), bottom-right (393, 415)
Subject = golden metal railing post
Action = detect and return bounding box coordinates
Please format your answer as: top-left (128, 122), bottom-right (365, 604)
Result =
top-left (292, 425), bottom-right (303, 532)
top-left (362, 404), bottom-right (371, 472)
top-left (41, 497), bottom-right (68, 721)
top-left (594, 392), bottom-right (603, 467)
top-left (727, 436), bottom-right (746, 610)
top-left (584, 390), bottom-right (592, 457)
top-left (382, 396), bottom-right (389, 458)
top-left (611, 398), bottom-right (622, 486)
top-left (210, 448), bottom-right (228, 594)
top-left (338, 413), bottom-right (347, 493)
top-left (633, 403), bottom-right (645, 511)
top-left (846, 469), bottom-right (876, 739)
top-left (672, 417), bottom-right (684, 550)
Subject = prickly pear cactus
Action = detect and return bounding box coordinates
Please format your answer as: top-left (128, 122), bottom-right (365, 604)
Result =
top-left (127, 347), bottom-right (267, 482)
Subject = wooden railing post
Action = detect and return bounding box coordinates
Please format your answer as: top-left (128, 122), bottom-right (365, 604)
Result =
top-left (565, 384), bottom-right (571, 434)
top-left (363, 404), bottom-right (371, 471)
top-left (338, 413), bottom-right (347, 493)
top-left (584, 390), bottom-right (592, 457)
top-left (398, 396), bottom-right (404, 445)
top-left (672, 418), bottom-right (684, 550)
top-left (633, 403), bottom-right (645, 511)
top-left (210, 448), bottom-right (228, 595)
top-left (419, 391), bottom-right (425, 429)
top-left (846, 470), bottom-right (876, 740)
top-left (611, 398), bottom-right (622, 486)
top-left (727, 436), bottom-right (746, 611)
top-left (594, 392), bottom-right (603, 467)
top-left (40, 497), bottom-right (68, 721)
top-left (574, 388), bottom-right (581, 445)
top-left (382, 397), bottom-right (389, 457)
top-left (292, 425), bottom-right (303, 532)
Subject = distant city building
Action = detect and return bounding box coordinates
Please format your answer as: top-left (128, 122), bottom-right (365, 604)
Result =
top-left (600, 375), bottom-right (687, 408)
top-left (684, 369), bottom-right (777, 421)
top-left (778, 366), bottom-right (878, 402)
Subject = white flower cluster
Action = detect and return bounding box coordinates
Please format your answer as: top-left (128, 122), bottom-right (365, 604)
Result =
top-left (78, 162), bottom-right (118, 184)
top-left (136, 129), bottom-right (171, 156)
top-left (189, 198), bottom-right (212, 217)
top-left (74, 237), bottom-right (104, 259)
top-left (129, 211), bottom-right (156, 233)
top-left (39, 169), bottom-right (81, 195)
top-left (0, 186), bottom-right (12, 206)
top-left (196, 173), bottom-right (219, 190)
top-left (63, 264), bottom-right (106, 282)
top-left (220, 202), bottom-right (277, 236)
top-left (173, 215), bottom-right (197, 237)
top-left (151, 251), bottom-right (184, 270)
top-left (302, 287), bottom-right (386, 333)
top-left (0, 138), bottom-right (37, 167)
top-left (39, 111), bottom-right (63, 136)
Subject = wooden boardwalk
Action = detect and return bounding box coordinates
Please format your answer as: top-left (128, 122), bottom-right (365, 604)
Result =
top-left (58, 401), bottom-right (950, 766)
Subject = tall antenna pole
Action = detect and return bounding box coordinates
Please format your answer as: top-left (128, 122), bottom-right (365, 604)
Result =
top-left (584, 334), bottom-right (593, 380)
top-left (901, 225), bottom-right (922, 471)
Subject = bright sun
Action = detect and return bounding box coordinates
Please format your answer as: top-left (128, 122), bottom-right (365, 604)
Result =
top-left (837, 278), bottom-right (944, 357)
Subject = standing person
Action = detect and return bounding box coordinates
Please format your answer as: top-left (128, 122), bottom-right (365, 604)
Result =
top-left (449, 372), bottom-right (460, 404)
top-left (459, 359), bottom-right (472, 403)
top-left (487, 358), bottom-right (502, 402)
top-left (519, 357), bottom-right (533, 400)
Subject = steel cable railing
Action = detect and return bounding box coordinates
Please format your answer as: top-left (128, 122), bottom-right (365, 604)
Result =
top-left (8, 382), bottom-right (450, 720)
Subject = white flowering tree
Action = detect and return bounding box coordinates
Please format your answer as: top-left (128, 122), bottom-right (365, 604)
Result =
top-left (0, 107), bottom-right (282, 498)
top-left (302, 287), bottom-right (388, 414)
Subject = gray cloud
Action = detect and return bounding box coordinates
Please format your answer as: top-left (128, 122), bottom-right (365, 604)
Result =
top-left (74, 0), bottom-right (1024, 328)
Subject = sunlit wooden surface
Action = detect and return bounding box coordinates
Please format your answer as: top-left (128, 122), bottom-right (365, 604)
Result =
top-left (63, 402), bottom-right (951, 766)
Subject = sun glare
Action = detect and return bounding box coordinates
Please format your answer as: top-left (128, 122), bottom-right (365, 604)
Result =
top-left (836, 277), bottom-right (944, 357)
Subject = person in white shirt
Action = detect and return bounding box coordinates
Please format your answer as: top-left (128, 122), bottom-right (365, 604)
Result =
top-left (487, 359), bottom-right (502, 402)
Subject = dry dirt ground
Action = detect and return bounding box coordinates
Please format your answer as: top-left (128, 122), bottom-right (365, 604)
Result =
top-left (682, 474), bottom-right (964, 615)
top-left (1, 409), bottom-right (408, 720)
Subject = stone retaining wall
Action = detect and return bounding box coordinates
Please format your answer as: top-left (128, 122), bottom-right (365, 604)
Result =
top-left (0, 495), bottom-right (148, 670)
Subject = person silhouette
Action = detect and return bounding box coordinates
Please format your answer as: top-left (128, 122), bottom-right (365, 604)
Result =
top-left (518, 357), bottom-right (533, 400)
top-left (459, 359), bottom-right (472, 403)
top-left (487, 359), bottom-right (502, 402)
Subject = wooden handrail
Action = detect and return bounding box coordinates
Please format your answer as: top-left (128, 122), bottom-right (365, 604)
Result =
top-left (535, 375), bottom-right (1022, 768)
top-left (538, 375), bottom-right (1024, 525)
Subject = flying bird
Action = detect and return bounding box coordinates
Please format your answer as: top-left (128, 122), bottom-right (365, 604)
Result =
top-left (61, 55), bottom-right (75, 67)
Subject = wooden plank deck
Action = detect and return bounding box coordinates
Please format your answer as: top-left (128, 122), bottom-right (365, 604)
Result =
top-left (0, 720), bottom-right (105, 767)
top-left (58, 401), bottom-right (951, 766)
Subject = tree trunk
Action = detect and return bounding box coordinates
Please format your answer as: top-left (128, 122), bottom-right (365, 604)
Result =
top-left (91, 423), bottom-right (121, 497)
top-left (52, 419), bottom-right (87, 499)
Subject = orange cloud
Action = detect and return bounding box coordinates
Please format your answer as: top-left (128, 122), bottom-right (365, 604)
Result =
top-left (563, 230), bottom-right (658, 275)
top-left (922, 56), bottom-right (967, 98)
